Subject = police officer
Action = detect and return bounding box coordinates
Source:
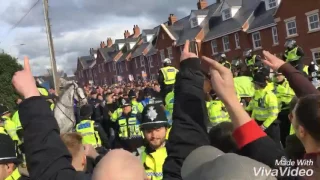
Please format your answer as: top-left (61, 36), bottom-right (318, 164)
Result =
top-left (158, 58), bottom-right (178, 100)
top-left (113, 98), bottom-right (143, 152)
top-left (273, 72), bottom-right (295, 147)
top-left (165, 90), bottom-right (174, 116)
top-left (206, 90), bottom-right (230, 126)
top-left (219, 53), bottom-right (231, 69)
top-left (36, 79), bottom-right (55, 110)
top-left (243, 49), bottom-right (263, 76)
top-left (246, 72), bottom-right (281, 147)
top-left (0, 134), bottom-right (29, 180)
top-left (283, 39), bottom-right (305, 72)
top-left (75, 104), bottom-right (109, 153)
top-left (137, 88), bottom-right (160, 113)
top-left (128, 90), bottom-right (139, 113)
top-left (0, 105), bottom-right (21, 145)
top-left (137, 104), bottom-right (170, 180)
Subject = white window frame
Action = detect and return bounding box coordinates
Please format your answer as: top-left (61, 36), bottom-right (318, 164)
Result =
top-left (211, 40), bottom-right (218, 55)
top-left (311, 48), bottom-right (320, 62)
top-left (222, 9), bottom-right (231, 21)
top-left (252, 31), bottom-right (262, 50)
top-left (167, 47), bottom-right (173, 59)
top-left (284, 17), bottom-right (298, 37)
top-left (268, 0), bottom-right (277, 9)
top-left (148, 56), bottom-right (154, 68)
top-left (191, 18), bottom-right (198, 27)
top-left (272, 26), bottom-right (279, 45)
top-left (222, 36), bottom-right (230, 52)
top-left (135, 58), bottom-right (138, 68)
top-left (160, 49), bottom-right (165, 61)
top-left (306, 10), bottom-right (320, 32)
top-left (140, 56), bottom-right (145, 67)
top-left (234, 33), bottom-right (240, 49)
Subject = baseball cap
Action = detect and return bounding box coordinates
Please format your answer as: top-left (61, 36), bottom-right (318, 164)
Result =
top-left (181, 146), bottom-right (275, 180)
top-left (0, 134), bottom-right (21, 164)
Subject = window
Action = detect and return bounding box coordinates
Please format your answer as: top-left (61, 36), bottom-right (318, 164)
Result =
top-left (119, 63), bottom-right (123, 73)
top-left (125, 61), bottom-right (128, 71)
top-left (222, 9), bottom-right (231, 21)
top-left (135, 58), bottom-right (138, 68)
top-left (160, 50), bottom-right (165, 61)
top-left (268, 0), bottom-right (277, 9)
top-left (234, 33), bottom-right (240, 49)
top-left (191, 18), bottom-right (198, 27)
top-left (148, 56), bottom-right (154, 68)
top-left (285, 20), bottom-right (298, 37)
top-left (252, 32), bottom-right (262, 49)
top-left (211, 40), bottom-right (218, 54)
top-left (167, 47), bottom-right (173, 59)
top-left (222, 36), bottom-right (230, 51)
top-left (140, 56), bottom-right (145, 67)
top-left (312, 48), bottom-right (320, 62)
top-left (272, 27), bottom-right (279, 45)
top-left (98, 64), bottom-right (101, 73)
top-left (108, 63), bottom-right (111, 72)
top-left (307, 13), bottom-right (320, 31)
top-left (113, 62), bottom-right (116, 71)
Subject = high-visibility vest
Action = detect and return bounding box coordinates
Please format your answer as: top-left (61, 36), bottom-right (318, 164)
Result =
top-left (131, 100), bottom-right (139, 113)
top-left (140, 146), bottom-right (167, 180)
top-left (289, 124), bottom-right (295, 135)
top-left (117, 114), bottom-right (142, 140)
top-left (5, 168), bottom-right (21, 180)
top-left (245, 88), bottom-right (279, 128)
top-left (11, 111), bottom-right (22, 131)
top-left (206, 100), bottom-right (230, 125)
top-left (234, 76), bottom-right (255, 97)
top-left (50, 103), bottom-right (55, 111)
top-left (37, 87), bottom-right (49, 96)
top-left (284, 47), bottom-right (300, 62)
top-left (0, 127), bottom-right (7, 135)
top-left (166, 127), bottom-right (171, 140)
top-left (165, 91), bottom-right (174, 115)
top-left (76, 120), bottom-right (101, 148)
top-left (245, 55), bottom-right (257, 67)
top-left (303, 65), bottom-right (309, 75)
top-left (273, 80), bottom-right (295, 110)
top-left (2, 116), bottom-right (20, 144)
top-left (160, 66), bottom-right (178, 85)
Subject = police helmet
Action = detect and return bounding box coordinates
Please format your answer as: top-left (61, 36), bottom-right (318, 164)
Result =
top-left (252, 72), bottom-right (267, 87)
top-left (80, 104), bottom-right (93, 119)
top-left (243, 49), bottom-right (252, 58)
top-left (140, 104), bottom-right (169, 130)
top-left (220, 53), bottom-right (226, 59)
top-left (163, 58), bottom-right (172, 64)
top-left (284, 39), bottom-right (296, 49)
top-left (128, 89), bottom-right (136, 98)
top-left (0, 104), bottom-right (9, 116)
top-left (120, 98), bottom-right (131, 108)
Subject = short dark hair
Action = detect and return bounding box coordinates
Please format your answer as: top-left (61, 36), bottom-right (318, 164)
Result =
top-left (208, 122), bottom-right (238, 153)
top-left (289, 96), bottom-right (298, 112)
top-left (295, 94), bottom-right (320, 141)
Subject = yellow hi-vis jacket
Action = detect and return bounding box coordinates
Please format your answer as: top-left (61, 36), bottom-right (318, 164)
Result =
top-left (160, 66), bottom-right (178, 85)
top-left (2, 116), bottom-right (21, 144)
top-left (117, 113), bottom-right (142, 140)
top-left (246, 88), bottom-right (279, 129)
top-left (76, 120), bottom-right (102, 148)
top-left (273, 80), bottom-right (295, 110)
top-left (5, 168), bottom-right (21, 180)
top-left (139, 146), bottom-right (167, 180)
top-left (234, 76), bottom-right (255, 97)
top-left (206, 100), bottom-right (230, 125)
top-left (284, 47), bottom-right (300, 62)
top-left (11, 111), bottom-right (22, 131)
top-left (165, 91), bottom-right (174, 115)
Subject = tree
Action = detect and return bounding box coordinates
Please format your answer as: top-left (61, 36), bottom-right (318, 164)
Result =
top-left (0, 53), bottom-right (23, 111)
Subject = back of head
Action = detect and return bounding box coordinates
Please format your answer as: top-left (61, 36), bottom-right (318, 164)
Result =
top-left (93, 149), bottom-right (146, 180)
top-left (208, 122), bottom-right (238, 153)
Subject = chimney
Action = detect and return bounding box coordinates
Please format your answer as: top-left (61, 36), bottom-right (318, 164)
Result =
top-left (100, 41), bottom-right (105, 48)
top-left (197, 0), bottom-right (208, 10)
top-left (124, 30), bottom-right (130, 39)
top-left (133, 25), bottom-right (140, 37)
top-left (107, 38), bottom-right (113, 47)
top-left (168, 14), bottom-right (177, 26)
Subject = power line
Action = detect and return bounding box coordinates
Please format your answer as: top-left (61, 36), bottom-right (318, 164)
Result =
top-left (0, 0), bottom-right (41, 43)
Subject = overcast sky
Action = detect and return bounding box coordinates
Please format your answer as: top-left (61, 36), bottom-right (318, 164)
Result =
top-left (0, 0), bottom-right (215, 76)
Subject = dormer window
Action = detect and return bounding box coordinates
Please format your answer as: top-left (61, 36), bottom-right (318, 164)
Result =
top-left (191, 18), bottom-right (198, 28)
top-left (222, 9), bottom-right (231, 21)
top-left (268, 0), bottom-right (277, 8)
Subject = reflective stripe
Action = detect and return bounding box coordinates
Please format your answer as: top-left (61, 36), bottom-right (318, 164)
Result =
top-left (146, 172), bottom-right (163, 177)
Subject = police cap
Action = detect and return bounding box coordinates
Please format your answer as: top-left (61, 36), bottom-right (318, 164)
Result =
top-left (80, 104), bottom-right (93, 118)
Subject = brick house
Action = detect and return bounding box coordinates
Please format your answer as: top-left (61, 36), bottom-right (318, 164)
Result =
top-left (76, 0), bottom-right (320, 86)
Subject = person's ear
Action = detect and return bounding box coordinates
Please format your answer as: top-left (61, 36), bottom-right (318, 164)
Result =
top-left (298, 125), bottom-right (306, 139)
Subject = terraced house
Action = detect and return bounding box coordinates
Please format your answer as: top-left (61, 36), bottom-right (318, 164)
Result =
top-left (75, 0), bottom-right (320, 86)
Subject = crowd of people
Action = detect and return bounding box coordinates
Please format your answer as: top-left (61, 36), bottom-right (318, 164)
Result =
top-left (0, 39), bottom-right (320, 180)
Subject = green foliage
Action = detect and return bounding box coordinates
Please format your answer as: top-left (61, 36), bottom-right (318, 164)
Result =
top-left (0, 53), bottom-right (23, 111)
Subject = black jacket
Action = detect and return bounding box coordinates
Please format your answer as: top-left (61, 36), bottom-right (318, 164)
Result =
top-left (162, 58), bottom-right (286, 179)
top-left (88, 98), bottom-right (103, 123)
top-left (19, 96), bottom-right (91, 180)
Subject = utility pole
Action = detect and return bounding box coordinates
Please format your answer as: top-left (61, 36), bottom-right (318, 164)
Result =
top-left (43, 0), bottom-right (60, 93)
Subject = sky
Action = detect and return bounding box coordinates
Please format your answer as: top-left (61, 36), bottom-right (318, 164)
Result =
top-left (0, 0), bottom-right (216, 76)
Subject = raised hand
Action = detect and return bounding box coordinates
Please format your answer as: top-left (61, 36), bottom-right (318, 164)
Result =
top-left (12, 56), bottom-right (40, 99)
top-left (262, 50), bottom-right (286, 71)
top-left (180, 40), bottom-right (198, 62)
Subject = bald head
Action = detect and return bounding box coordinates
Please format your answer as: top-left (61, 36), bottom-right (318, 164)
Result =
top-left (93, 149), bottom-right (147, 180)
